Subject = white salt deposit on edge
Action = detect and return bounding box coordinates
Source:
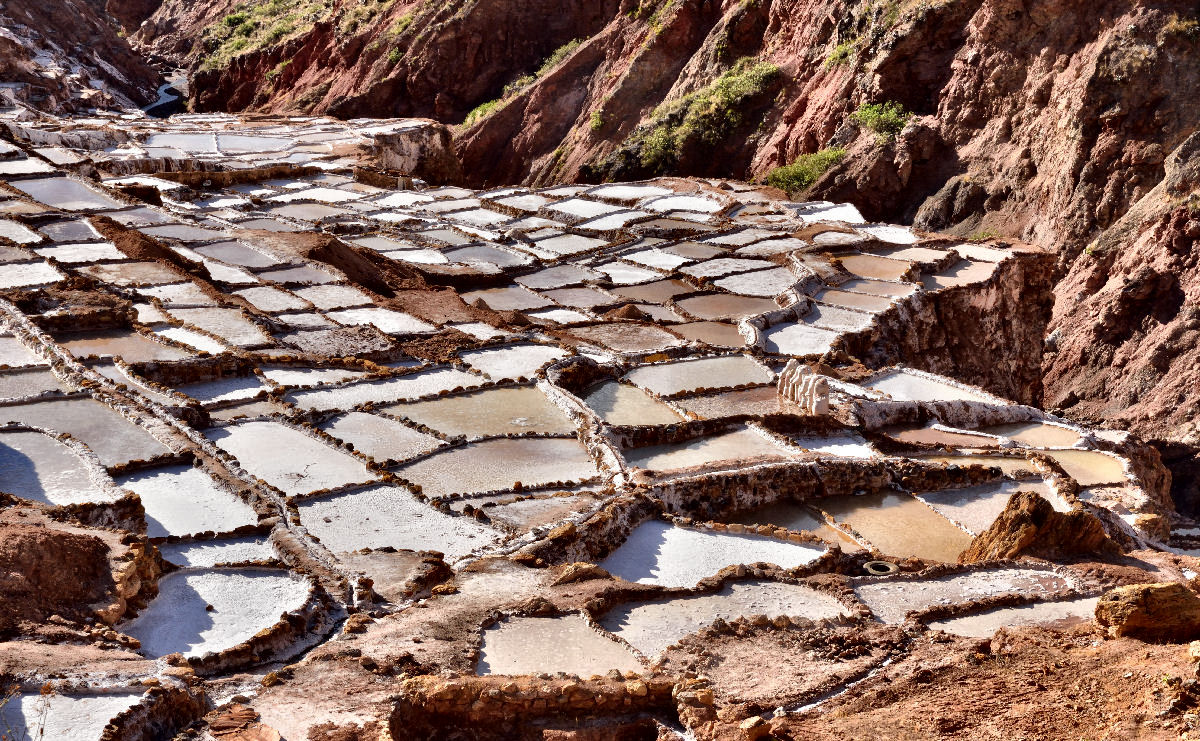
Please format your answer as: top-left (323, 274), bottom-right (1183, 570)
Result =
top-left (206, 420), bottom-right (375, 495)
top-left (0, 692), bottom-right (144, 741)
top-left (158, 536), bottom-right (275, 567)
top-left (459, 344), bottom-right (568, 380)
top-left (298, 484), bottom-right (499, 558)
top-left (601, 580), bottom-right (850, 657)
top-left (117, 465), bottom-right (258, 538)
top-left (121, 568), bottom-right (310, 658)
top-left (477, 614), bottom-right (643, 676)
top-left (927, 596), bottom-right (1099, 638)
top-left (600, 520), bottom-right (826, 588)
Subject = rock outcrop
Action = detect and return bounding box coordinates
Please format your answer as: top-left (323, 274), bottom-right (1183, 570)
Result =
top-left (1095, 582), bottom-right (1200, 642)
top-left (959, 491), bottom-right (1119, 563)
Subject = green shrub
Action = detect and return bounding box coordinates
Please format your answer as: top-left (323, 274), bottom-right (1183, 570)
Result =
top-left (224, 12), bottom-right (250, 27)
top-left (589, 111), bottom-right (605, 132)
top-left (538, 39), bottom-right (582, 76)
top-left (825, 39), bottom-right (856, 68)
top-left (1164, 12), bottom-right (1200, 39)
top-left (387, 47), bottom-right (403, 64)
top-left (764, 148), bottom-right (846, 193)
top-left (464, 98), bottom-right (502, 127)
top-left (851, 100), bottom-right (912, 141)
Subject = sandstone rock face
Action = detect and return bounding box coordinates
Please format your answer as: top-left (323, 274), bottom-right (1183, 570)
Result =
top-left (371, 122), bottom-right (464, 185)
top-left (1095, 583), bottom-right (1200, 643)
top-left (959, 491), bottom-right (1119, 564)
top-left (0, 0), bottom-right (158, 111)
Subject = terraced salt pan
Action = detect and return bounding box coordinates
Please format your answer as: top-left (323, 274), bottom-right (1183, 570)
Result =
top-left (927, 596), bottom-right (1098, 637)
top-left (299, 484), bottom-right (497, 557)
top-left (582, 380), bottom-right (683, 426)
top-left (672, 321), bottom-right (745, 348)
top-left (568, 323), bottom-right (684, 353)
top-left (207, 421), bottom-right (375, 496)
top-left (676, 294), bottom-right (777, 321)
top-left (0, 397), bottom-right (169, 467)
top-left (624, 247), bottom-right (693, 270)
top-left (624, 355), bottom-right (772, 396)
top-left (154, 327), bottom-right (228, 354)
top-left (541, 286), bottom-right (618, 309)
top-left (646, 195), bottom-right (723, 213)
top-left (176, 375), bottom-right (268, 404)
top-left (533, 233), bottom-right (608, 256)
top-left (0, 335), bottom-right (45, 367)
top-left (142, 224), bottom-right (228, 242)
top-left (0, 429), bottom-right (110, 505)
top-left (477, 614), bottom-right (643, 675)
top-left (0, 220), bottom-right (42, 246)
top-left (0, 260), bottom-right (64, 288)
top-left (0, 368), bottom-right (64, 398)
top-left (118, 465), bottom-right (257, 538)
top-left (792, 434), bottom-right (876, 458)
top-left (601, 580), bottom-right (850, 657)
top-left (916, 454), bottom-right (1040, 477)
top-left (839, 254), bottom-right (911, 281)
top-left (817, 492), bottom-right (972, 563)
top-left (326, 307), bottom-right (435, 335)
top-left (589, 184), bottom-right (673, 202)
top-left (854, 567), bottom-right (1072, 623)
top-left (0, 691), bottom-right (144, 741)
top-left (10, 176), bottom-right (123, 210)
top-left (763, 322), bottom-right (840, 356)
top-left (318, 412), bottom-right (443, 463)
top-left (979, 421), bottom-right (1082, 448)
top-left (600, 520), bottom-right (826, 588)
top-left (887, 425), bottom-right (997, 448)
top-left (460, 285), bottom-right (552, 312)
top-left (396, 437), bottom-right (600, 498)
top-left (866, 369), bottom-right (998, 403)
top-left (194, 241), bottom-right (282, 268)
top-left (459, 344), bottom-right (568, 380)
top-left (594, 262), bottom-right (661, 285)
top-left (259, 265), bottom-right (339, 285)
top-left (713, 267), bottom-right (797, 297)
top-left (233, 286), bottom-right (308, 312)
top-left (159, 536), bottom-right (275, 567)
top-left (729, 502), bottom-right (862, 550)
top-left (681, 257), bottom-right (773, 279)
top-left (121, 568), bottom-right (310, 658)
top-left (516, 264), bottom-right (600, 290)
top-left (1041, 449), bottom-right (1127, 486)
top-left (918, 480), bottom-right (1061, 535)
top-left (135, 283), bottom-right (215, 308)
top-left (384, 385), bottom-right (575, 437)
top-left (923, 259), bottom-right (997, 290)
top-left (578, 210), bottom-right (651, 230)
top-left (624, 427), bottom-right (793, 472)
top-left (170, 307), bottom-right (273, 347)
top-left (287, 369), bottom-right (483, 411)
top-left (262, 366), bottom-right (367, 388)
top-left (32, 242), bottom-right (125, 264)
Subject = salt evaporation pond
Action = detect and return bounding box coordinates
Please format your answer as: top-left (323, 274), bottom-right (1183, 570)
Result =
top-left (298, 484), bottom-right (498, 558)
top-left (384, 385), bottom-right (576, 437)
top-left (0, 691), bottom-right (144, 741)
top-left (581, 380), bottom-right (683, 426)
top-left (117, 465), bottom-right (257, 538)
top-left (318, 412), bottom-right (443, 464)
top-left (477, 614), bottom-right (643, 676)
top-left (0, 397), bottom-right (169, 466)
top-left (978, 421), bottom-right (1082, 448)
top-left (927, 596), bottom-right (1099, 637)
top-left (56, 329), bottom-right (193, 362)
top-left (396, 437), bottom-right (599, 498)
top-left (0, 336), bottom-right (45, 367)
top-left (158, 536), bottom-right (275, 567)
top-left (1041, 449), bottom-right (1127, 486)
top-left (10, 176), bottom-right (123, 210)
top-left (601, 520), bottom-right (826, 588)
top-left (0, 429), bottom-right (109, 505)
top-left (0, 368), bottom-right (64, 398)
top-left (854, 568), bottom-right (1071, 623)
top-left (792, 434), bottom-right (876, 458)
top-left (286, 369), bottom-right (484, 412)
top-left (122, 568), bottom-right (310, 658)
top-left (623, 427), bottom-right (793, 472)
top-left (817, 492), bottom-right (972, 563)
top-left (866, 369), bottom-right (996, 403)
top-left (601, 580), bottom-right (850, 657)
top-left (624, 355), bottom-right (773, 396)
top-left (918, 480), bottom-right (1062, 535)
top-left (206, 421), bottom-right (375, 496)
top-left (459, 344), bottom-right (568, 380)
top-left (729, 501), bottom-right (863, 551)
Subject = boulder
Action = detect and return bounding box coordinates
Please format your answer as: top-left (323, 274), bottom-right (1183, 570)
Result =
top-left (1095, 582), bottom-right (1200, 642)
top-left (959, 490), bottom-right (1119, 563)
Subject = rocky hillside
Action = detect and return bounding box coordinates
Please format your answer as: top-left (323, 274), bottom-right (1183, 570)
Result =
top-left (0, 0), bottom-right (159, 111)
